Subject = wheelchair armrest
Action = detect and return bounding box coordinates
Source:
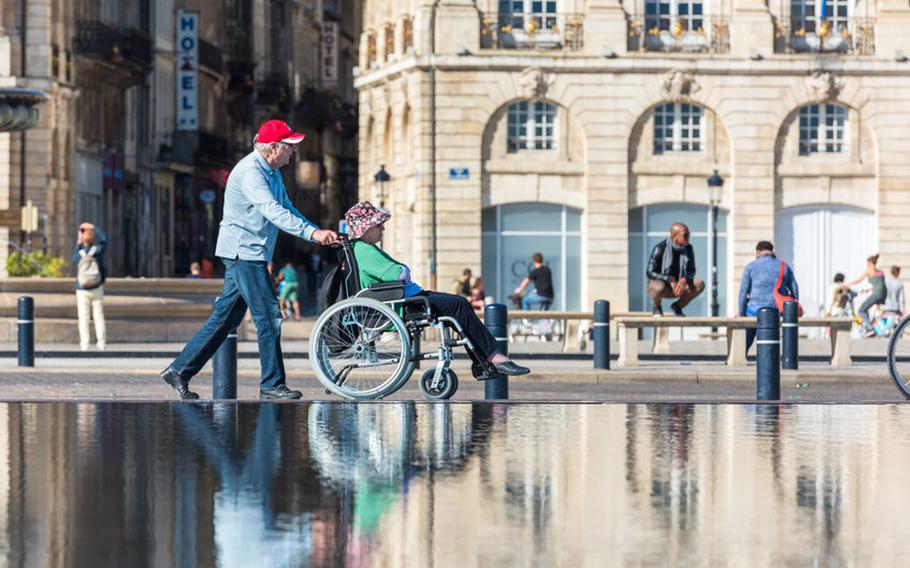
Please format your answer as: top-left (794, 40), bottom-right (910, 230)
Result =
top-left (358, 281), bottom-right (406, 302)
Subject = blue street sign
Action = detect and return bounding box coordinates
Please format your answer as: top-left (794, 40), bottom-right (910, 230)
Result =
top-left (449, 167), bottom-right (469, 180)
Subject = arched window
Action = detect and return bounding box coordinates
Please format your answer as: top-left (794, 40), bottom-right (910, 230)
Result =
top-left (653, 103), bottom-right (702, 154)
top-left (798, 103), bottom-right (847, 155)
top-left (507, 101), bottom-right (557, 153)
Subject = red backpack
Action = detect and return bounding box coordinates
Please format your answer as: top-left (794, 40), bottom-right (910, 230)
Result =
top-left (774, 261), bottom-right (803, 316)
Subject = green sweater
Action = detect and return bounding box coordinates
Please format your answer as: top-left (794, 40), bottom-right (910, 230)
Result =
top-left (352, 240), bottom-right (423, 296)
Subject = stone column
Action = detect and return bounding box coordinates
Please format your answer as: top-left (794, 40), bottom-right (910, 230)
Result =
top-left (434, 0), bottom-right (480, 54)
top-left (729, 0), bottom-right (774, 57)
top-left (876, 2), bottom-right (910, 57)
top-left (584, 0), bottom-right (628, 55)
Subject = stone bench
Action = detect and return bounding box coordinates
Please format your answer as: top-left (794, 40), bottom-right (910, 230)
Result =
top-left (613, 316), bottom-right (853, 368)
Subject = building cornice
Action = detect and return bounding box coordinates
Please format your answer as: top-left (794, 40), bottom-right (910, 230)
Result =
top-left (355, 53), bottom-right (910, 89)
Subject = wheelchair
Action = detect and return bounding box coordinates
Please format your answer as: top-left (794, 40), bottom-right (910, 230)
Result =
top-left (309, 238), bottom-right (499, 401)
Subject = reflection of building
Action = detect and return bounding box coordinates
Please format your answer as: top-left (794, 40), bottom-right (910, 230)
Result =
top-left (0, 0), bottom-right (361, 277)
top-left (357, 0), bottom-right (910, 314)
top-left (2, 403), bottom-right (910, 563)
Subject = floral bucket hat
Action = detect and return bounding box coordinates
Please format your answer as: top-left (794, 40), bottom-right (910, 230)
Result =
top-left (344, 201), bottom-right (391, 239)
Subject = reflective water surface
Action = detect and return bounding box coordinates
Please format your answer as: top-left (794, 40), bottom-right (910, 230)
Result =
top-left (0, 402), bottom-right (908, 566)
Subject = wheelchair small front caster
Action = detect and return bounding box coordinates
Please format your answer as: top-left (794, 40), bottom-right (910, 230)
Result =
top-left (418, 369), bottom-right (458, 400)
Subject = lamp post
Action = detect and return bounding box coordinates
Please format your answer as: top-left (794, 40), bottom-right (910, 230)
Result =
top-left (707, 170), bottom-right (724, 327)
top-left (374, 165), bottom-right (390, 208)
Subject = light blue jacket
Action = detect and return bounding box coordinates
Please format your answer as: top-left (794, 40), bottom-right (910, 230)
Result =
top-left (738, 254), bottom-right (799, 316)
top-left (214, 151), bottom-right (317, 262)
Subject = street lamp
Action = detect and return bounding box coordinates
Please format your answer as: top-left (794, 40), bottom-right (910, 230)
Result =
top-left (374, 165), bottom-right (390, 208)
top-left (707, 169), bottom-right (724, 324)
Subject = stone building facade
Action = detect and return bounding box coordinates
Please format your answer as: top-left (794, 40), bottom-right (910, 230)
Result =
top-left (0, 0), bottom-right (360, 277)
top-left (356, 0), bottom-right (910, 317)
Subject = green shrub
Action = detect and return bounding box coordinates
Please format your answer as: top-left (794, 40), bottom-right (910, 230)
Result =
top-left (6, 251), bottom-right (66, 277)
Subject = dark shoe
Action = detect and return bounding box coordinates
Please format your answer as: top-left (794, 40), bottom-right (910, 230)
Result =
top-left (260, 385), bottom-right (303, 400)
top-left (652, 305), bottom-right (663, 317)
top-left (493, 360), bottom-right (531, 376)
top-left (160, 367), bottom-right (199, 400)
top-left (471, 363), bottom-right (501, 381)
top-left (670, 302), bottom-right (685, 317)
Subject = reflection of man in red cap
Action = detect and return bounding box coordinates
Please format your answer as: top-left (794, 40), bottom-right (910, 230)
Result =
top-left (161, 120), bottom-right (339, 401)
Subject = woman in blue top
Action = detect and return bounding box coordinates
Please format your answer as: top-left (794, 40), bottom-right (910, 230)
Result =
top-left (738, 241), bottom-right (799, 352)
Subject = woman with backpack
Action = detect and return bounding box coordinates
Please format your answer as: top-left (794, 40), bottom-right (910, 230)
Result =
top-left (72, 222), bottom-right (107, 351)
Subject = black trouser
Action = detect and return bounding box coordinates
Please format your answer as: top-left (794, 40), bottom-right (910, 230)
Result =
top-left (424, 292), bottom-right (499, 359)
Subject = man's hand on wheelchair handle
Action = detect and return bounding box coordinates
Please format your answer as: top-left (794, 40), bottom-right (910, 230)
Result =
top-left (312, 229), bottom-right (341, 246)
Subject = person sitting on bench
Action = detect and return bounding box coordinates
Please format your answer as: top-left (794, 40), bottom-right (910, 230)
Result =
top-left (344, 201), bottom-right (529, 377)
top-left (514, 252), bottom-right (554, 310)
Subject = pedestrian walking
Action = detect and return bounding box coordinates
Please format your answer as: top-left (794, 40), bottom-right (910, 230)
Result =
top-left (738, 241), bottom-right (799, 352)
top-left (276, 261), bottom-right (301, 320)
top-left (72, 222), bottom-right (107, 351)
top-left (514, 253), bottom-right (554, 310)
top-left (160, 120), bottom-right (340, 400)
top-left (884, 265), bottom-right (905, 317)
top-left (849, 254), bottom-right (886, 337)
top-left (646, 223), bottom-right (705, 316)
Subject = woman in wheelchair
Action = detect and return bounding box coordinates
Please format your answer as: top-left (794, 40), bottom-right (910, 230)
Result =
top-left (345, 201), bottom-right (530, 378)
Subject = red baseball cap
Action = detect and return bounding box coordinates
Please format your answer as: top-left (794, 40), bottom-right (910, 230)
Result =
top-left (256, 119), bottom-right (306, 144)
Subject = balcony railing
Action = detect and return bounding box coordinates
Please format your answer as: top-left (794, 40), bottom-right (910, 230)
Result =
top-left (774, 17), bottom-right (874, 55)
top-left (627, 17), bottom-right (730, 53)
top-left (480, 13), bottom-right (584, 50)
top-left (256, 74), bottom-right (291, 107)
top-left (74, 20), bottom-right (152, 72)
top-left (198, 39), bottom-right (224, 74)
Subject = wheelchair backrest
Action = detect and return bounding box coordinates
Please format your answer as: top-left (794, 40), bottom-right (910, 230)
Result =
top-left (335, 238), bottom-right (363, 299)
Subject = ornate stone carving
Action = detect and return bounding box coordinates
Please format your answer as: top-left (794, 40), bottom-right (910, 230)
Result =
top-left (519, 67), bottom-right (553, 99)
top-left (662, 69), bottom-right (699, 101)
top-left (806, 71), bottom-right (845, 102)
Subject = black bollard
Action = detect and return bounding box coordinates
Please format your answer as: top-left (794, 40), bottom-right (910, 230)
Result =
top-left (483, 303), bottom-right (509, 400)
top-left (756, 307), bottom-right (781, 401)
top-left (781, 300), bottom-right (799, 370)
top-left (17, 296), bottom-right (34, 368)
top-left (211, 298), bottom-right (237, 400)
top-left (593, 300), bottom-right (610, 370)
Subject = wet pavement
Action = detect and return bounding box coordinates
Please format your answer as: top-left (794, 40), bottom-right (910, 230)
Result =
top-left (1, 402), bottom-right (909, 566)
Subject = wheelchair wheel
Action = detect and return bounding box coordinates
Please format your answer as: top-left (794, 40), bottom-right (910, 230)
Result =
top-left (888, 316), bottom-right (910, 399)
top-left (418, 368), bottom-right (458, 400)
top-left (310, 298), bottom-right (415, 400)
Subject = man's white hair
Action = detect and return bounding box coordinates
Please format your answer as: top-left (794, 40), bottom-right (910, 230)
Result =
top-left (253, 134), bottom-right (282, 155)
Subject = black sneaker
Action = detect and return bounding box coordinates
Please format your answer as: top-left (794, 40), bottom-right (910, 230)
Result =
top-left (670, 302), bottom-right (685, 317)
top-left (260, 385), bottom-right (303, 400)
top-left (160, 367), bottom-right (199, 400)
top-left (652, 305), bottom-right (663, 317)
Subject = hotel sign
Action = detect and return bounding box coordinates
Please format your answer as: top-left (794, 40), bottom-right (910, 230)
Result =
top-left (321, 21), bottom-right (338, 87)
top-left (176, 10), bottom-right (199, 131)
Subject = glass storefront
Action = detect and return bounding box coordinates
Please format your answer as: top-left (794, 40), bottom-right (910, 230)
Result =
top-left (629, 203), bottom-right (728, 316)
top-left (481, 203), bottom-right (582, 310)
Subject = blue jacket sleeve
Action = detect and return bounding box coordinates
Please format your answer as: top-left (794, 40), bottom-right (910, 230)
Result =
top-left (92, 228), bottom-right (108, 258)
top-left (786, 265), bottom-right (799, 299)
top-left (738, 264), bottom-right (752, 316)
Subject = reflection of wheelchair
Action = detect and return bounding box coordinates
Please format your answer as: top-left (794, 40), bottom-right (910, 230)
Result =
top-left (309, 238), bottom-right (499, 400)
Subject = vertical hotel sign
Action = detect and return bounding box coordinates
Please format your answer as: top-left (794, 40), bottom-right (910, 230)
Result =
top-left (176, 10), bottom-right (199, 131)
top-left (321, 21), bottom-right (338, 87)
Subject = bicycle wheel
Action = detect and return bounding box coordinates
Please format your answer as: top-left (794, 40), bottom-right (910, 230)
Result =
top-left (310, 298), bottom-right (414, 400)
top-left (887, 316), bottom-right (910, 399)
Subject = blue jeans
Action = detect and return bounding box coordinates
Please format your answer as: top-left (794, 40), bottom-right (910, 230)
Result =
top-left (521, 292), bottom-right (553, 310)
top-left (170, 258), bottom-right (286, 389)
top-left (745, 305), bottom-right (759, 352)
